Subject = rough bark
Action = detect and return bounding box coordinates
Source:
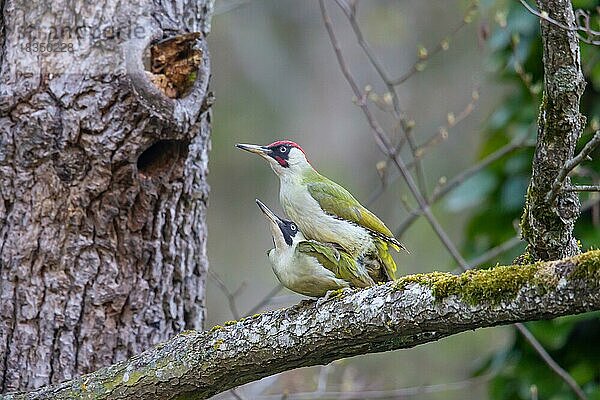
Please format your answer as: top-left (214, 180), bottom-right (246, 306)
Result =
top-left (0, 0), bottom-right (213, 392)
top-left (2, 251), bottom-right (599, 400)
top-left (521, 0), bottom-right (586, 261)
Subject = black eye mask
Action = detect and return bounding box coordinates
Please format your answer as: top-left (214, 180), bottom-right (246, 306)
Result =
top-left (278, 219), bottom-right (298, 245)
top-left (269, 145), bottom-right (290, 167)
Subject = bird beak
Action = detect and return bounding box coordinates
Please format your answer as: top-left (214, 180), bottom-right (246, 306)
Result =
top-left (255, 199), bottom-right (280, 225)
top-left (236, 143), bottom-right (271, 157)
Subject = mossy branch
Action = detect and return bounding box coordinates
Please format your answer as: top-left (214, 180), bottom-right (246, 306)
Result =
top-left (4, 251), bottom-right (600, 400)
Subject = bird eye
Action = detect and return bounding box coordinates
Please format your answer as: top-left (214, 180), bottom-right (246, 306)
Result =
top-left (290, 224), bottom-right (297, 231)
top-left (279, 146), bottom-right (287, 153)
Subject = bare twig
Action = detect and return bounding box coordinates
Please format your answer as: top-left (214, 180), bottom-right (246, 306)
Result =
top-left (209, 270), bottom-right (246, 320)
top-left (244, 284), bottom-right (284, 317)
top-left (515, 323), bottom-right (588, 400)
top-left (464, 236), bottom-right (525, 271)
top-left (547, 130), bottom-right (600, 203)
top-left (256, 373), bottom-right (494, 400)
top-left (319, 0), bottom-right (388, 151)
top-left (510, 34), bottom-right (542, 96)
top-left (518, 0), bottom-right (600, 45)
top-left (413, 87), bottom-right (480, 161)
top-left (332, 0), bottom-right (428, 193)
top-left (390, 2), bottom-right (478, 85)
top-left (395, 134), bottom-right (533, 236)
top-left (564, 185), bottom-right (600, 192)
top-left (320, 0), bottom-right (468, 267)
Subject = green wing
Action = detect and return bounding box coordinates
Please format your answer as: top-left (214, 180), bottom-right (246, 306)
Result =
top-left (305, 177), bottom-right (402, 250)
top-left (297, 240), bottom-right (374, 288)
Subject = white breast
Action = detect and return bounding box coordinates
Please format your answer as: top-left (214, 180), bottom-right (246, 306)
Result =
top-left (268, 246), bottom-right (349, 297)
top-left (279, 180), bottom-right (373, 256)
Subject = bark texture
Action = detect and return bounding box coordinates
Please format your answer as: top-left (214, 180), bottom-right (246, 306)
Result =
top-left (521, 0), bottom-right (586, 261)
top-left (0, 0), bottom-right (213, 392)
top-left (3, 251), bottom-right (599, 400)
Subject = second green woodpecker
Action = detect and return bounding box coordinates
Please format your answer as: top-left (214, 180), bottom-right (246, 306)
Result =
top-left (256, 199), bottom-right (374, 297)
top-left (237, 140), bottom-right (406, 282)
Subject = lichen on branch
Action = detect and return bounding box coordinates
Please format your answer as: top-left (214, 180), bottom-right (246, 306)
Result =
top-left (4, 250), bottom-right (600, 400)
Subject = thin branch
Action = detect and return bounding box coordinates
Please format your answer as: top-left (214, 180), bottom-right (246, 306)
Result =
top-left (548, 130), bottom-right (600, 203)
top-left (395, 134), bottom-right (533, 236)
top-left (432, 135), bottom-right (532, 202)
top-left (320, 0), bottom-right (467, 267)
top-left (414, 87), bottom-right (480, 160)
top-left (319, 0), bottom-right (388, 151)
top-left (514, 323), bottom-right (588, 400)
top-left (244, 284), bottom-right (284, 317)
top-left (370, 90), bottom-right (487, 208)
top-left (518, 0), bottom-right (600, 45)
top-left (256, 373), bottom-right (494, 400)
top-left (333, 0), bottom-right (428, 193)
top-left (464, 236), bottom-right (525, 270)
top-left (388, 151), bottom-right (469, 266)
top-left (390, 3), bottom-right (478, 85)
top-left (209, 270), bottom-right (246, 320)
top-left (564, 185), bottom-right (600, 192)
top-left (7, 251), bottom-right (600, 399)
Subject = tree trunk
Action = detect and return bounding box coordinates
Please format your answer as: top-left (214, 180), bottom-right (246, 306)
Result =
top-left (0, 0), bottom-right (213, 392)
top-left (520, 0), bottom-right (586, 261)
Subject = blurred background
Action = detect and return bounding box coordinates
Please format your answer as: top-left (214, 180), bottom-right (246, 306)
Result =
top-left (204, 0), bottom-right (600, 398)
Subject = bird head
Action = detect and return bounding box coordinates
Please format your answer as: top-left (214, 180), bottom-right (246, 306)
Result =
top-left (236, 140), bottom-right (312, 177)
top-left (255, 199), bottom-right (303, 249)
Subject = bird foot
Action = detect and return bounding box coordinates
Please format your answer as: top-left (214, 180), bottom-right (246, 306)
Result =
top-left (316, 288), bottom-right (350, 307)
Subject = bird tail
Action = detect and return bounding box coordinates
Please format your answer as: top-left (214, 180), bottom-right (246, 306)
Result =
top-left (387, 236), bottom-right (409, 254)
top-left (376, 240), bottom-right (397, 281)
top-left (368, 228), bottom-right (409, 254)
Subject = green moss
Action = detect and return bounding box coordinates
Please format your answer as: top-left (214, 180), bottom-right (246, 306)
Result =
top-left (123, 370), bottom-right (144, 387)
top-left (568, 250), bottom-right (600, 284)
top-left (178, 330), bottom-right (197, 336)
top-left (327, 288), bottom-right (347, 299)
top-left (519, 186), bottom-right (533, 237)
top-left (209, 325), bottom-right (222, 332)
top-left (395, 262), bottom-right (557, 305)
top-left (103, 372), bottom-right (124, 391)
top-left (514, 251), bottom-right (533, 265)
top-left (213, 339), bottom-right (224, 350)
top-left (223, 320), bottom-right (237, 326)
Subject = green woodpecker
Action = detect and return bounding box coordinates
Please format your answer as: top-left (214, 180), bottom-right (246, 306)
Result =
top-left (256, 199), bottom-right (374, 297)
top-left (237, 140), bottom-right (407, 282)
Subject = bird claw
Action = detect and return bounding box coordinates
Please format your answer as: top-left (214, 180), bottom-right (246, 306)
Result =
top-left (316, 288), bottom-right (349, 307)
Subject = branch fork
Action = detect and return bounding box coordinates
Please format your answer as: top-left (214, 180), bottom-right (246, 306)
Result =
top-left (547, 130), bottom-right (600, 203)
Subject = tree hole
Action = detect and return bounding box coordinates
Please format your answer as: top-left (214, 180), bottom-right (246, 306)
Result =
top-left (137, 140), bottom-right (189, 180)
top-left (144, 33), bottom-right (203, 99)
